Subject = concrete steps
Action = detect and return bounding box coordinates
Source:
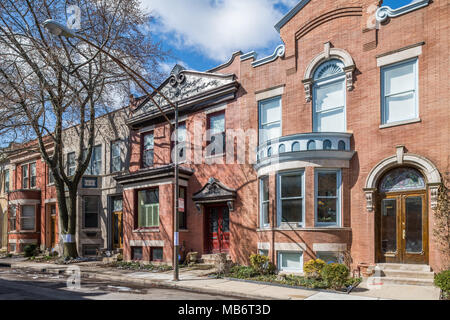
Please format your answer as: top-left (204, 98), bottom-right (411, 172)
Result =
top-left (368, 263), bottom-right (435, 286)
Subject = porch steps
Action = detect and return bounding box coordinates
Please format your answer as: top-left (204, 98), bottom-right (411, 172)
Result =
top-left (200, 254), bottom-right (232, 265)
top-left (368, 263), bottom-right (435, 286)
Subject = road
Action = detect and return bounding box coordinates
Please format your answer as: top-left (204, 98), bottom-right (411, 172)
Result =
top-left (0, 267), bottom-right (238, 300)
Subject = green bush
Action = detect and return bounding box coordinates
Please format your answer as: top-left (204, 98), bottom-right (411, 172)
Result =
top-left (321, 263), bottom-right (350, 289)
top-left (304, 259), bottom-right (326, 279)
top-left (249, 254), bottom-right (276, 275)
top-left (24, 244), bottom-right (37, 258)
top-left (434, 270), bottom-right (450, 298)
top-left (229, 265), bottom-right (258, 279)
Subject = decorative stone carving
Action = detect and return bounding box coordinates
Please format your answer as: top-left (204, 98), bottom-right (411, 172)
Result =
top-left (363, 188), bottom-right (376, 212)
top-left (302, 78), bottom-right (313, 102)
top-left (376, 0), bottom-right (430, 23)
top-left (344, 66), bottom-right (355, 91)
top-left (429, 184), bottom-right (440, 210)
top-left (396, 145), bottom-right (405, 164)
top-left (192, 178), bottom-right (237, 211)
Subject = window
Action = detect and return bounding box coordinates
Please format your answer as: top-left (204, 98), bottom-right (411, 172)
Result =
top-left (277, 171), bottom-right (304, 226)
top-left (151, 247), bottom-right (163, 262)
top-left (111, 140), bottom-right (123, 173)
top-left (313, 60), bottom-right (346, 132)
top-left (9, 243), bottom-right (16, 253)
top-left (131, 247), bottom-right (143, 261)
top-left (83, 196), bottom-right (99, 228)
top-left (142, 132), bottom-right (154, 168)
top-left (315, 170), bottom-right (341, 226)
top-left (258, 249), bottom-right (269, 257)
top-left (30, 163), bottom-right (36, 188)
top-left (83, 245), bottom-right (99, 257)
top-left (21, 205), bottom-right (35, 230)
top-left (259, 177), bottom-right (269, 228)
top-left (48, 168), bottom-right (55, 185)
top-left (4, 169), bottom-right (9, 192)
top-left (9, 205), bottom-right (16, 231)
top-left (207, 112), bottom-right (226, 156)
top-left (83, 145), bottom-right (102, 175)
top-left (67, 152), bottom-right (76, 176)
top-left (278, 251), bottom-right (303, 272)
top-left (172, 122), bottom-right (187, 162)
top-left (381, 58), bottom-right (418, 125)
top-left (259, 97), bottom-right (281, 145)
top-left (179, 186), bottom-right (187, 230)
top-left (137, 189), bottom-right (159, 228)
top-left (22, 164), bottom-right (29, 189)
top-left (316, 252), bottom-right (343, 264)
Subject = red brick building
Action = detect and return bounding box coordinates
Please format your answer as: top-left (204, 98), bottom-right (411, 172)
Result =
top-left (118, 0), bottom-right (449, 273)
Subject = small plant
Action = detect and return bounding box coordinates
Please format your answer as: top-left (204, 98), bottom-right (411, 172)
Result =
top-left (304, 259), bottom-right (326, 279)
top-left (229, 265), bottom-right (258, 279)
top-left (116, 253), bottom-right (123, 261)
top-left (434, 270), bottom-right (450, 300)
top-left (249, 254), bottom-right (276, 275)
top-left (23, 244), bottom-right (38, 258)
top-left (321, 263), bottom-right (350, 289)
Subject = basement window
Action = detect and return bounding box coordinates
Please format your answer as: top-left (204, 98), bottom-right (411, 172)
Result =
top-left (151, 247), bottom-right (163, 262)
top-left (132, 247), bottom-right (143, 261)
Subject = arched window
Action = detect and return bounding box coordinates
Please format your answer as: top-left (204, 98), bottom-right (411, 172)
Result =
top-left (267, 147), bottom-right (272, 157)
top-left (323, 139), bottom-right (332, 150)
top-left (278, 144), bottom-right (286, 154)
top-left (313, 59), bottom-right (346, 133)
top-left (307, 140), bottom-right (316, 150)
top-left (338, 140), bottom-right (346, 151)
top-left (379, 167), bottom-right (425, 193)
top-left (291, 142), bottom-right (300, 152)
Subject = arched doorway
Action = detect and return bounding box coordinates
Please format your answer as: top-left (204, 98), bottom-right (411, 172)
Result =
top-left (376, 167), bottom-right (428, 264)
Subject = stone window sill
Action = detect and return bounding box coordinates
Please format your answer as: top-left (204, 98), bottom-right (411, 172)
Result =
top-left (133, 229), bottom-right (160, 233)
top-left (379, 118), bottom-right (421, 129)
top-left (256, 227), bottom-right (351, 232)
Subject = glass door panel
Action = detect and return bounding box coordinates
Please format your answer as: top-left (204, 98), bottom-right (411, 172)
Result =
top-left (405, 196), bottom-right (423, 253)
top-left (381, 198), bottom-right (397, 254)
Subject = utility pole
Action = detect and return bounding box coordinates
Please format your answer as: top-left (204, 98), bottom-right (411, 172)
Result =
top-left (173, 102), bottom-right (180, 281)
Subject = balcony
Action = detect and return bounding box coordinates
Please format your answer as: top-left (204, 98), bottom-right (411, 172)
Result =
top-left (255, 132), bottom-right (355, 170)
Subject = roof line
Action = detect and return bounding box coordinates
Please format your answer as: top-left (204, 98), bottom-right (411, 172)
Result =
top-left (274, 0), bottom-right (311, 33)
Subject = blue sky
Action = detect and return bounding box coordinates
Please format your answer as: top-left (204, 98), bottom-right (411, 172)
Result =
top-left (142, 0), bottom-right (414, 75)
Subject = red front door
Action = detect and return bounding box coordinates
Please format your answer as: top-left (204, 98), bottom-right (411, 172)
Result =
top-left (206, 205), bottom-right (230, 253)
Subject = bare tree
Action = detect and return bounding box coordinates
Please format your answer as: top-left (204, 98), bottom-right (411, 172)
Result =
top-left (0, 0), bottom-right (167, 258)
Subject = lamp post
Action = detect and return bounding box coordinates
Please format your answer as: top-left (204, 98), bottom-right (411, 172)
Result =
top-left (43, 19), bottom-right (181, 281)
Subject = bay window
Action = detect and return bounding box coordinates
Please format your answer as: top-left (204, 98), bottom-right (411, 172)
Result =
top-left (277, 171), bottom-right (304, 227)
top-left (259, 177), bottom-right (269, 228)
top-left (9, 205), bottom-right (16, 231)
top-left (315, 170), bottom-right (341, 226)
top-left (137, 188), bottom-right (159, 228)
top-left (259, 97), bottom-right (281, 145)
top-left (381, 58), bottom-right (418, 125)
top-left (21, 205), bottom-right (35, 230)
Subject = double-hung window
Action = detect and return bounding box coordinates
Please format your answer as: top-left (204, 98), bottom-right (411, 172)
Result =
top-left (83, 145), bottom-right (102, 175)
top-left (313, 60), bottom-right (346, 132)
top-left (259, 97), bottom-right (281, 145)
top-left (111, 140), bottom-right (123, 173)
top-left (277, 171), bottom-right (304, 227)
top-left (30, 163), bottom-right (36, 188)
top-left (67, 152), bottom-right (76, 176)
top-left (172, 122), bottom-right (187, 162)
top-left (9, 205), bottom-right (16, 231)
top-left (315, 170), bottom-right (341, 226)
top-left (83, 196), bottom-right (99, 229)
top-left (259, 177), bottom-right (270, 228)
top-left (138, 188), bottom-right (159, 228)
top-left (22, 164), bottom-right (29, 189)
top-left (48, 168), bottom-right (55, 185)
top-left (142, 132), bottom-right (154, 168)
top-left (4, 169), bottom-right (9, 192)
top-left (178, 186), bottom-right (187, 230)
top-left (381, 58), bottom-right (418, 125)
top-left (21, 205), bottom-right (35, 230)
top-left (207, 112), bottom-right (225, 156)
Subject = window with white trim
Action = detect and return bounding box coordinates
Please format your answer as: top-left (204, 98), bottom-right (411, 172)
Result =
top-left (316, 251), bottom-right (344, 264)
top-left (22, 164), bottom-right (29, 189)
top-left (313, 60), bottom-right (346, 132)
top-left (4, 169), bottom-right (9, 192)
top-left (277, 171), bottom-right (304, 227)
top-left (381, 58), bottom-right (418, 125)
top-left (259, 176), bottom-right (269, 228)
top-left (111, 140), bottom-right (123, 173)
top-left (315, 170), bottom-right (341, 226)
top-left (30, 163), bottom-right (36, 188)
top-left (67, 152), bottom-right (76, 176)
top-left (259, 96), bottom-right (281, 145)
top-left (138, 188), bottom-right (159, 228)
top-left (83, 145), bottom-right (102, 175)
top-left (21, 205), bottom-right (35, 231)
top-left (278, 251), bottom-right (303, 272)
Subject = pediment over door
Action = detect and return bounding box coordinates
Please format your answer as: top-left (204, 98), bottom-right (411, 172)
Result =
top-left (193, 178), bottom-right (237, 211)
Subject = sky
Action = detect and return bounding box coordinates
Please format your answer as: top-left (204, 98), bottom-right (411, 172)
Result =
top-left (140, 0), bottom-right (415, 75)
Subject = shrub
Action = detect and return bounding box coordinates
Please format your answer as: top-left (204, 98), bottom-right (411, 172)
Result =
top-left (249, 254), bottom-right (276, 275)
top-left (229, 265), bottom-right (258, 279)
top-left (24, 244), bottom-right (37, 258)
top-left (434, 270), bottom-right (450, 299)
top-left (304, 259), bottom-right (326, 279)
top-left (321, 263), bottom-right (350, 289)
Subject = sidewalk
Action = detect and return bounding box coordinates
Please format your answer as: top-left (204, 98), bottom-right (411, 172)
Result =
top-left (0, 258), bottom-right (440, 300)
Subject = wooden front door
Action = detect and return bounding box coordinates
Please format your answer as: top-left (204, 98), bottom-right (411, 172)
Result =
top-left (49, 204), bottom-right (57, 249)
top-left (112, 197), bottom-right (123, 249)
top-left (206, 205), bottom-right (230, 253)
top-left (379, 192), bottom-right (428, 264)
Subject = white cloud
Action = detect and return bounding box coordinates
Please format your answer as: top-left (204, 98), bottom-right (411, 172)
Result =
top-left (141, 0), bottom-right (294, 62)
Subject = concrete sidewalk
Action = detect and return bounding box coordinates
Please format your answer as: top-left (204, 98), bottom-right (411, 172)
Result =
top-left (0, 259), bottom-right (440, 300)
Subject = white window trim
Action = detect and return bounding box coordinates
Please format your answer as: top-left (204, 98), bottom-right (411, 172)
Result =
top-left (313, 74), bottom-right (347, 133)
top-left (110, 140), bottom-right (124, 173)
top-left (315, 169), bottom-right (342, 227)
top-left (259, 176), bottom-right (270, 229)
top-left (276, 170), bottom-right (305, 228)
top-left (376, 44), bottom-right (422, 67)
top-left (277, 251), bottom-right (303, 272)
top-left (258, 96), bottom-right (282, 145)
top-left (381, 58), bottom-right (419, 125)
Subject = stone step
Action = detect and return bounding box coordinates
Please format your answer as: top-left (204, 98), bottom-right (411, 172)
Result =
top-left (368, 276), bottom-right (434, 286)
top-left (200, 253), bottom-right (232, 265)
top-left (371, 263), bottom-right (431, 273)
top-left (379, 269), bottom-right (435, 280)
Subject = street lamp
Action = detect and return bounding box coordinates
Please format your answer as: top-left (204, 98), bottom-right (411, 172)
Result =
top-left (43, 19), bottom-right (181, 281)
